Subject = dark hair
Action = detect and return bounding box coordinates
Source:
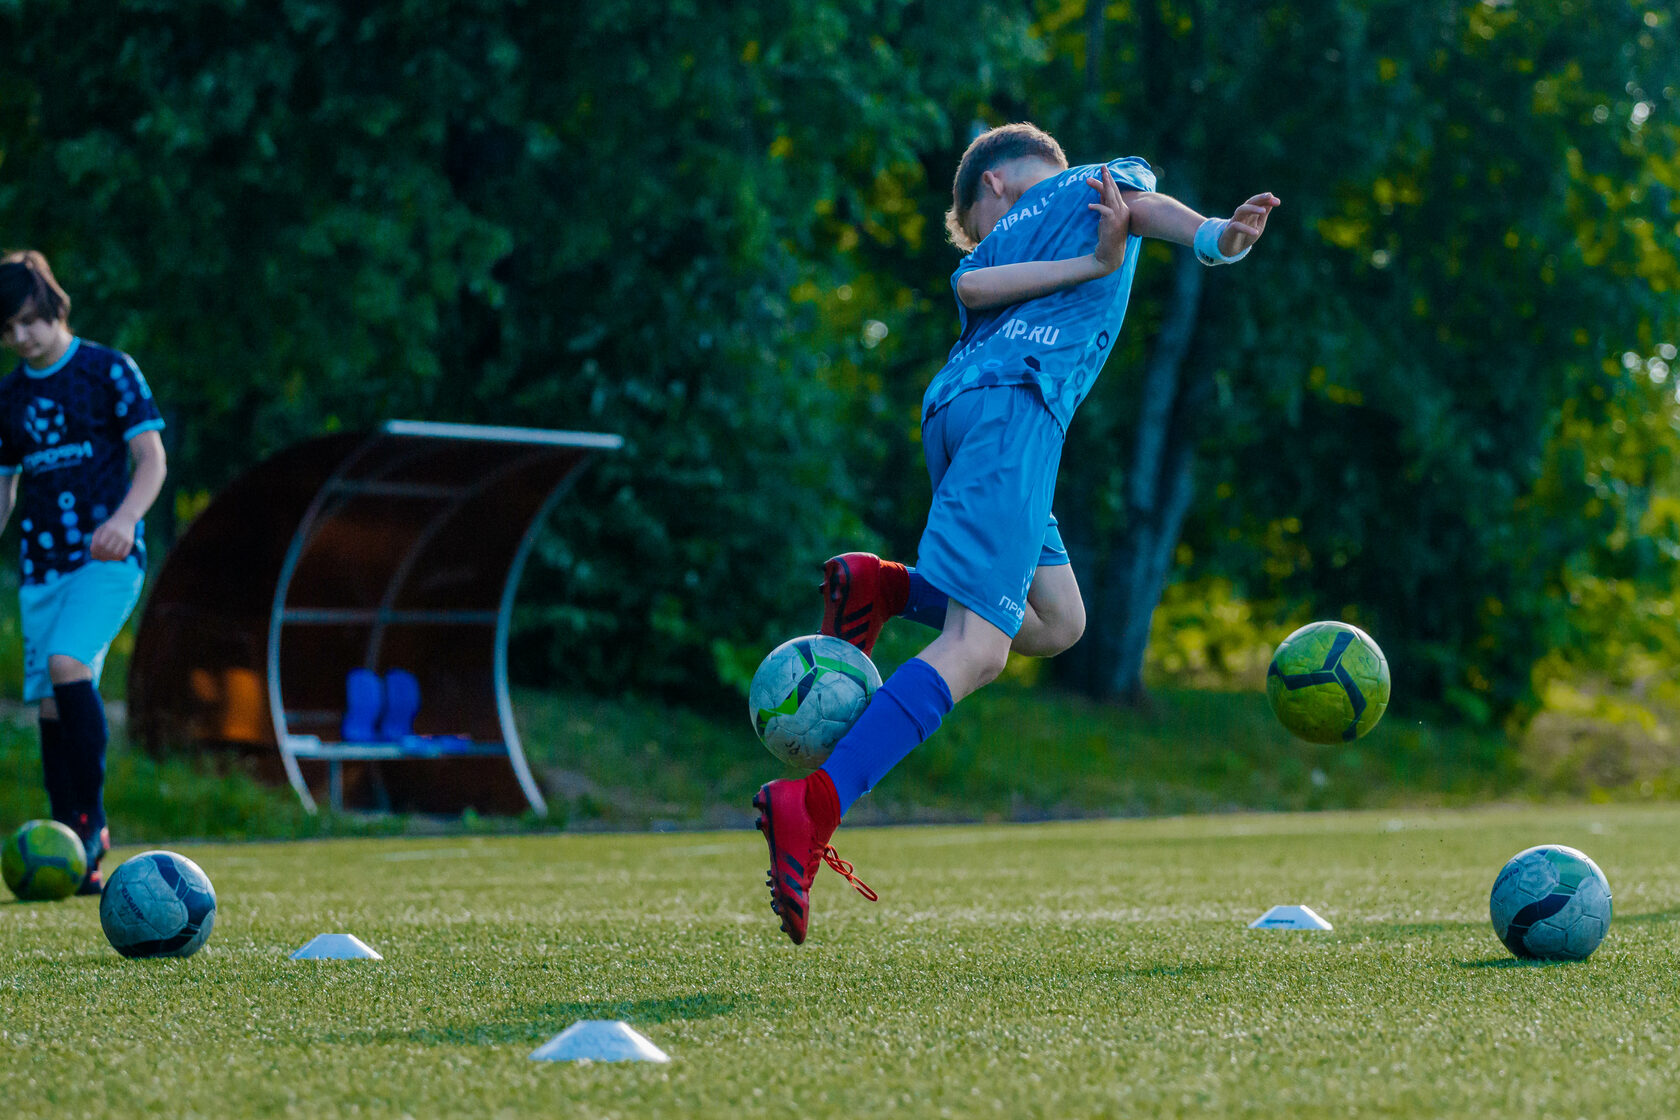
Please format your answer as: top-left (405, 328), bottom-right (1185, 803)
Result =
top-left (0, 250), bottom-right (71, 325)
top-left (944, 123), bottom-right (1068, 252)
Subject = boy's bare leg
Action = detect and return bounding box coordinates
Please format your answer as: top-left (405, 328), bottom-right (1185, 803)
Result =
top-left (917, 603), bottom-right (1014, 703)
top-left (921, 565), bottom-right (1085, 699)
top-left (1010, 564), bottom-right (1086, 658)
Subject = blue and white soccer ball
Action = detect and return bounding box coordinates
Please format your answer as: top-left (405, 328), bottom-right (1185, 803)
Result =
top-left (1489, 844), bottom-right (1612, 961)
top-left (99, 850), bottom-right (218, 959)
top-left (748, 635), bottom-right (881, 771)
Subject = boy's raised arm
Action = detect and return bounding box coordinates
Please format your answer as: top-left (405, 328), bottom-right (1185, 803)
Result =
top-left (1124, 190), bottom-right (1280, 261)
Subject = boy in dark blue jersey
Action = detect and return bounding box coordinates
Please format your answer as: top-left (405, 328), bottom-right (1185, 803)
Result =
top-left (755, 124), bottom-right (1278, 943)
top-left (0, 250), bottom-right (167, 894)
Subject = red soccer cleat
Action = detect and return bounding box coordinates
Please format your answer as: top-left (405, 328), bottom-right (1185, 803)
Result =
top-left (820, 552), bottom-right (910, 657)
top-left (753, 771), bottom-right (876, 945)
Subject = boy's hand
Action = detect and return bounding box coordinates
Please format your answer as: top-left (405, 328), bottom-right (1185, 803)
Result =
top-left (90, 514), bottom-right (137, 562)
top-left (1219, 193), bottom-right (1281, 257)
top-left (1086, 166), bottom-right (1132, 273)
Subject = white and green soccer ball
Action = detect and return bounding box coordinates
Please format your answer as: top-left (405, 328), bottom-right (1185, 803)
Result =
top-left (1489, 844), bottom-right (1612, 961)
top-left (748, 635), bottom-right (881, 771)
top-left (1265, 621), bottom-right (1391, 743)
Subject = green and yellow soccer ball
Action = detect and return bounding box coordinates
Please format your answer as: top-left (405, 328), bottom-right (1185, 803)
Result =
top-left (3, 819), bottom-right (88, 901)
top-left (1265, 621), bottom-right (1390, 743)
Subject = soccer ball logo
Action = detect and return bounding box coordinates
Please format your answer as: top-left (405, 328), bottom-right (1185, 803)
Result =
top-left (99, 850), bottom-right (218, 959)
top-left (23, 397), bottom-right (66, 446)
top-left (1265, 621), bottom-right (1390, 743)
top-left (748, 635), bottom-right (881, 770)
top-left (1489, 844), bottom-right (1612, 961)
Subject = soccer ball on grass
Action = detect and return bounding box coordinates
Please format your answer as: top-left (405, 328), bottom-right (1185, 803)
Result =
top-left (100, 850), bottom-right (218, 959)
top-left (1265, 621), bottom-right (1390, 743)
top-left (2, 819), bottom-right (88, 901)
top-left (748, 635), bottom-right (880, 771)
top-left (1489, 844), bottom-right (1612, 961)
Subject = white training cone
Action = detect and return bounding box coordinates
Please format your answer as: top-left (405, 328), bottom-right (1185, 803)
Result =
top-left (1248, 905), bottom-right (1333, 930)
top-left (528, 1020), bottom-right (671, 1063)
top-left (290, 933), bottom-right (383, 960)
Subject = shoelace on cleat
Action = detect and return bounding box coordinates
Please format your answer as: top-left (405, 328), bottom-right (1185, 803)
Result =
top-left (820, 845), bottom-right (877, 902)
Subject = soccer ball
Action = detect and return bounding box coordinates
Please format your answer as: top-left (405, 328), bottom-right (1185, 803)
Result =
top-left (748, 635), bottom-right (881, 770)
top-left (2, 819), bottom-right (87, 901)
top-left (1265, 621), bottom-right (1390, 743)
top-left (100, 850), bottom-right (218, 959)
top-left (1489, 844), bottom-right (1612, 961)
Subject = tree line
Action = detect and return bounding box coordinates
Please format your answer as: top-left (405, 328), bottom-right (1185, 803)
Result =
top-left (1, 0), bottom-right (1675, 725)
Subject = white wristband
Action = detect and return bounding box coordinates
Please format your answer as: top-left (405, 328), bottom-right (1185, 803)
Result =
top-left (1193, 218), bottom-right (1250, 266)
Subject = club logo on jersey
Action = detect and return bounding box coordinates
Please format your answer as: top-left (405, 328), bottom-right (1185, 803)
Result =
top-left (999, 318), bottom-right (1061, 346)
top-left (23, 398), bottom-right (66, 446)
top-left (19, 397), bottom-right (92, 473)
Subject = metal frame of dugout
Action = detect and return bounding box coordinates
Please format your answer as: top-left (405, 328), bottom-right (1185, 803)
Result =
top-left (128, 420), bottom-right (622, 815)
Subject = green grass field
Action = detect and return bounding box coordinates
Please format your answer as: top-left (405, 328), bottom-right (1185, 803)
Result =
top-left (5, 804), bottom-right (1678, 1118)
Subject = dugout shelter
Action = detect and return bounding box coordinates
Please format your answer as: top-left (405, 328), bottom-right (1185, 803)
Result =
top-left (128, 420), bottom-right (621, 815)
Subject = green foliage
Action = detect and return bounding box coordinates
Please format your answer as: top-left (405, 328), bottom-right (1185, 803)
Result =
top-left (0, 0), bottom-right (1038, 704)
top-left (1, 0), bottom-right (1676, 723)
top-left (990, 0), bottom-right (1679, 719)
top-left (1178, 2), bottom-right (1679, 721)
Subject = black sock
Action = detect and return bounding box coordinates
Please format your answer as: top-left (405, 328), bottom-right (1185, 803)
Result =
top-left (52, 681), bottom-right (108, 837)
top-left (37, 716), bottom-right (72, 824)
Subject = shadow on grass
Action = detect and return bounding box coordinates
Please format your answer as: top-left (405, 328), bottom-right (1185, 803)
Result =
top-left (1449, 908), bottom-right (1679, 969)
top-left (327, 991), bottom-right (752, 1048)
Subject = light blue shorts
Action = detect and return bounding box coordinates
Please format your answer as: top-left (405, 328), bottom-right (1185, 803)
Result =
top-left (19, 560), bottom-right (145, 702)
top-left (917, 385), bottom-right (1068, 637)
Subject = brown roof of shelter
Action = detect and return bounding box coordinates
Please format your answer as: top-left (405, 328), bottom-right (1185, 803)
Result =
top-left (129, 420), bottom-right (622, 816)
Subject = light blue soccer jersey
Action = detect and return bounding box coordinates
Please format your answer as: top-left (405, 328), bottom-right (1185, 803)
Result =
top-left (923, 157), bottom-right (1157, 430)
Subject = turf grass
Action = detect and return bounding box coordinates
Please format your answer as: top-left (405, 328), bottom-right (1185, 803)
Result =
top-left (2, 804), bottom-right (1678, 1118)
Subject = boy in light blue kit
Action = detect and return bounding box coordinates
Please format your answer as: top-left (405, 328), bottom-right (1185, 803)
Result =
top-left (0, 251), bottom-right (168, 894)
top-left (754, 123), bottom-right (1278, 943)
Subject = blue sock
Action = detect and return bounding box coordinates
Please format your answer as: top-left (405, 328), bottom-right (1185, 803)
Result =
top-left (821, 657), bottom-right (953, 813)
top-left (901, 567), bottom-right (949, 630)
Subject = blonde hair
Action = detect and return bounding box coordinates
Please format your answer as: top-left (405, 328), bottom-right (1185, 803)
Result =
top-left (943, 123), bottom-right (1068, 252)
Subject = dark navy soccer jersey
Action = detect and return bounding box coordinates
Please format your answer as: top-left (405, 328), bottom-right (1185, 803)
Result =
top-left (0, 338), bottom-right (164, 585)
